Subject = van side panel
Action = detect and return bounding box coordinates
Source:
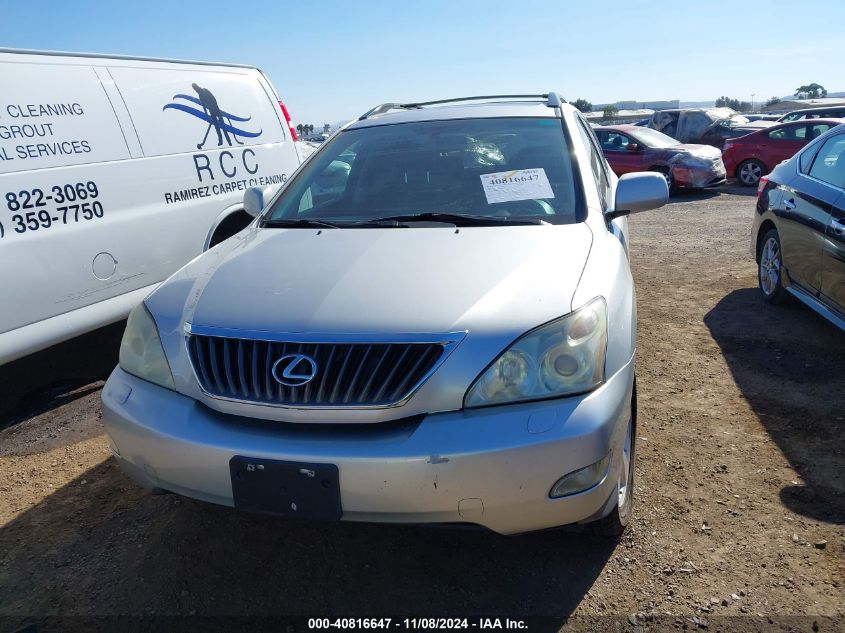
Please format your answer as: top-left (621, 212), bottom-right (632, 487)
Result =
top-left (107, 66), bottom-right (286, 155)
top-left (0, 55), bottom-right (300, 363)
top-left (0, 62), bottom-right (130, 173)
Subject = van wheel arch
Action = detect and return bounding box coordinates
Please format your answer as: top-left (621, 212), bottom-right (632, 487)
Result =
top-left (205, 208), bottom-right (254, 250)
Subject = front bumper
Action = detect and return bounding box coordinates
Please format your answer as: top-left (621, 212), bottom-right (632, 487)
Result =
top-left (672, 162), bottom-right (727, 189)
top-left (101, 359), bottom-right (634, 535)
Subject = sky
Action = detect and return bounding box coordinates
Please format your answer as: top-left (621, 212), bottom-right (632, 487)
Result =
top-left (2, 0), bottom-right (843, 126)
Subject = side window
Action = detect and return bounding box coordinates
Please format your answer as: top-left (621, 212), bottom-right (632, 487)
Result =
top-left (575, 117), bottom-right (611, 209)
top-left (800, 143), bottom-right (822, 174)
top-left (599, 132), bottom-right (632, 152)
top-left (297, 142), bottom-right (360, 212)
top-left (808, 134), bottom-right (845, 188)
top-left (769, 125), bottom-right (805, 140)
top-left (808, 123), bottom-right (833, 140)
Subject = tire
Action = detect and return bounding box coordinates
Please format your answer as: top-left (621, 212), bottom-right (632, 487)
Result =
top-left (758, 228), bottom-right (789, 304)
top-left (737, 159), bottom-right (766, 187)
top-left (650, 167), bottom-right (674, 195)
top-left (590, 381), bottom-right (636, 538)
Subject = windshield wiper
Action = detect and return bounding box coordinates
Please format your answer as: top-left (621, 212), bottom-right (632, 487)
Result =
top-left (356, 212), bottom-right (548, 227)
top-left (262, 218), bottom-right (348, 229)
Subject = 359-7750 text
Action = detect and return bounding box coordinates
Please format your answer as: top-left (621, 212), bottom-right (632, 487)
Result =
top-left (1, 180), bottom-right (104, 239)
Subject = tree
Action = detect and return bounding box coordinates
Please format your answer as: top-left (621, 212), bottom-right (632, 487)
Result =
top-left (572, 98), bottom-right (593, 113)
top-left (307, 124), bottom-right (314, 135)
top-left (765, 96), bottom-right (781, 108)
top-left (794, 83), bottom-right (827, 99)
top-left (602, 105), bottom-right (618, 121)
top-left (296, 123), bottom-right (304, 137)
top-left (714, 96), bottom-right (753, 113)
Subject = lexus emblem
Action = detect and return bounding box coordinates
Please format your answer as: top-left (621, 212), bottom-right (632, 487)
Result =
top-left (271, 353), bottom-right (318, 387)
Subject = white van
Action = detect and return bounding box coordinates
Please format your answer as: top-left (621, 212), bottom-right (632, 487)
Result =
top-left (0, 49), bottom-right (301, 364)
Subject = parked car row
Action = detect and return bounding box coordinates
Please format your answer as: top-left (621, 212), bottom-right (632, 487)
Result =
top-left (594, 125), bottom-right (725, 193)
top-left (723, 118), bottom-right (844, 186)
top-left (594, 106), bottom-right (844, 192)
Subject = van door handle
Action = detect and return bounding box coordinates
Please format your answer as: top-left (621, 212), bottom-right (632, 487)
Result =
top-left (831, 218), bottom-right (845, 235)
top-left (783, 198), bottom-right (796, 211)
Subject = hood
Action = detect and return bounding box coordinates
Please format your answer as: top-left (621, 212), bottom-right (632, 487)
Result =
top-left (672, 144), bottom-right (723, 160)
top-left (181, 224), bottom-right (593, 337)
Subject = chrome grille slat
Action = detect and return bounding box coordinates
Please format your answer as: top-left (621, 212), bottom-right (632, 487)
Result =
top-left (250, 340), bottom-right (260, 399)
top-left (343, 344), bottom-right (372, 403)
top-left (207, 337), bottom-right (225, 394)
top-left (390, 346), bottom-right (433, 401)
top-left (372, 345), bottom-right (410, 402)
top-left (263, 342), bottom-right (274, 401)
top-left (236, 340), bottom-right (247, 398)
top-left (358, 345), bottom-right (390, 402)
top-left (315, 345), bottom-right (337, 403)
top-left (329, 345), bottom-right (354, 404)
top-left (187, 335), bottom-right (447, 408)
top-left (222, 338), bottom-right (235, 396)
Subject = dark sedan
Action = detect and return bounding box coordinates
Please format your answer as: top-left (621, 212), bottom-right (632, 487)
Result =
top-left (595, 125), bottom-right (726, 193)
top-left (751, 125), bottom-right (845, 328)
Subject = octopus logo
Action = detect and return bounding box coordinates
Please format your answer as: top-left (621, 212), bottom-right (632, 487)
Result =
top-left (163, 83), bottom-right (263, 149)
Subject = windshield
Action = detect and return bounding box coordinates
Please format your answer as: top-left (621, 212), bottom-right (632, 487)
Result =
top-left (264, 118), bottom-right (584, 226)
top-left (628, 127), bottom-right (681, 148)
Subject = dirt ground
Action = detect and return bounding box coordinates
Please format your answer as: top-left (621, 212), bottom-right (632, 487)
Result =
top-left (0, 186), bottom-right (843, 632)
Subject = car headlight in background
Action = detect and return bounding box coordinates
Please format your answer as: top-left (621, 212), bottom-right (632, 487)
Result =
top-left (464, 297), bottom-right (607, 408)
top-left (119, 303), bottom-right (175, 390)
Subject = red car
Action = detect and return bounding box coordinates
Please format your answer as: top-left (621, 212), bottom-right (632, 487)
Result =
top-left (722, 118), bottom-right (844, 186)
top-left (595, 125), bottom-right (726, 193)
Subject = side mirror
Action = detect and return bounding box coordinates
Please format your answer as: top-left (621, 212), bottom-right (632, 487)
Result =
top-left (607, 172), bottom-right (668, 220)
top-left (243, 186), bottom-right (273, 217)
top-left (625, 143), bottom-right (639, 152)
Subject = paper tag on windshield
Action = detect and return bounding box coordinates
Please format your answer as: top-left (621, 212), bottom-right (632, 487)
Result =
top-left (480, 168), bottom-right (554, 204)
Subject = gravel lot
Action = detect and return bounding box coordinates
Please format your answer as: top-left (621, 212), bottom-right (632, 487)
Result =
top-left (1, 186), bottom-right (843, 631)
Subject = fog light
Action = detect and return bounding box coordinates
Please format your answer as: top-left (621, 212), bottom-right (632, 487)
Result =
top-left (549, 454), bottom-right (610, 498)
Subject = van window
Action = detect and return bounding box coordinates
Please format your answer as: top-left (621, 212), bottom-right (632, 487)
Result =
top-left (108, 67), bottom-right (286, 157)
top-left (0, 63), bottom-right (131, 174)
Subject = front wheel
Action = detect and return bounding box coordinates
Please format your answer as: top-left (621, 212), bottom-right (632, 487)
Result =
top-left (758, 228), bottom-right (789, 304)
top-left (650, 167), bottom-right (674, 195)
top-left (737, 159), bottom-right (765, 187)
top-left (590, 385), bottom-right (635, 538)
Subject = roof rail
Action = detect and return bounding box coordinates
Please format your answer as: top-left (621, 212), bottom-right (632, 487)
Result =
top-left (358, 103), bottom-right (406, 120)
top-left (358, 93), bottom-right (565, 120)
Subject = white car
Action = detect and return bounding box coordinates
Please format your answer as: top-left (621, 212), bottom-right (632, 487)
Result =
top-left (102, 94), bottom-right (668, 536)
top-left (0, 48), bottom-right (302, 364)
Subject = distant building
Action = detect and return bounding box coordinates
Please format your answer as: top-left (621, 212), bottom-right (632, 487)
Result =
top-left (762, 96), bottom-right (845, 113)
top-left (583, 109), bottom-right (654, 125)
top-left (591, 99), bottom-right (680, 112)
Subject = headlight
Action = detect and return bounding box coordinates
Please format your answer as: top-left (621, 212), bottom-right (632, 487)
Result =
top-left (119, 303), bottom-right (175, 390)
top-left (464, 297), bottom-right (607, 408)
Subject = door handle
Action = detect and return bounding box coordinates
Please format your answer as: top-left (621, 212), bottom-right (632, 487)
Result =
top-left (783, 198), bottom-right (796, 211)
top-left (831, 218), bottom-right (845, 235)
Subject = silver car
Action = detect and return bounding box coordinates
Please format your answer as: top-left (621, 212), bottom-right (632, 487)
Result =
top-left (102, 94), bottom-right (668, 536)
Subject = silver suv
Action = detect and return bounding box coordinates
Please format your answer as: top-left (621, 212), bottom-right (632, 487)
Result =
top-left (102, 94), bottom-right (668, 535)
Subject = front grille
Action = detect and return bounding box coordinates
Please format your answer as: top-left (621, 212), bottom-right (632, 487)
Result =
top-left (187, 335), bottom-right (446, 407)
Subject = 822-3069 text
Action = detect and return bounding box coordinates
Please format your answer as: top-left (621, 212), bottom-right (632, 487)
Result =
top-left (1, 181), bottom-right (105, 239)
